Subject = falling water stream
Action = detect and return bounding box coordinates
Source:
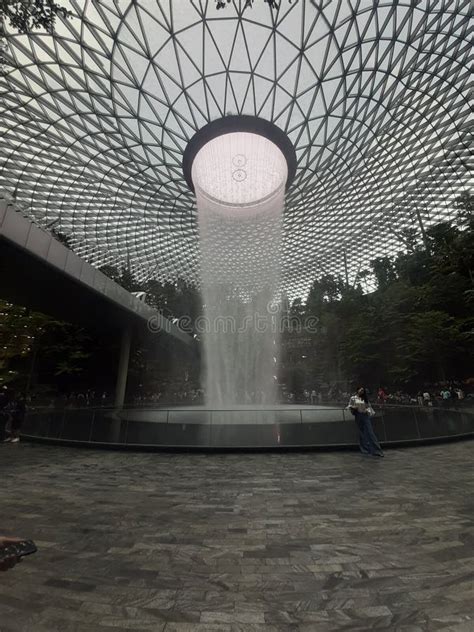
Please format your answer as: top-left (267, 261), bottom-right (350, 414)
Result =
top-left (192, 132), bottom-right (288, 406)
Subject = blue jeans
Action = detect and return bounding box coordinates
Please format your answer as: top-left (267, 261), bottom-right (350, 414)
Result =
top-left (355, 412), bottom-right (383, 455)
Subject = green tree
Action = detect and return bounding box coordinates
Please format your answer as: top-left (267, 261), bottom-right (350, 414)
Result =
top-left (1, 0), bottom-right (71, 33)
top-left (98, 263), bottom-right (144, 293)
top-left (0, 299), bottom-right (118, 396)
top-left (0, 300), bottom-right (49, 387)
top-left (98, 264), bottom-right (122, 285)
top-left (296, 198), bottom-right (474, 392)
top-left (118, 267), bottom-right (142, 293)
top-left (370, 256), bottom-right (396, 290)
top-left (51, 228), bottom-right (72, 248)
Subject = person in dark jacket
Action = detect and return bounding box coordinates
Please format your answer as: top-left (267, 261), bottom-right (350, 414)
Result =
top-left (4, 393), bottom-right (26, 444)
top-left (1, 387), bottom-right (13, 441)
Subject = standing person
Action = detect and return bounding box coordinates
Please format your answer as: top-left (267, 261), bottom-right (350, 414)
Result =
top-left (1, 387), bottom-right (15, 442)
top-left (377, 387), bottom-right (387, 406)
top-left (347, 386), bottom-right (384, 457)
top-left (5, 393), bottom-right (27, 444)
top-left (311, 389), bottom-right (317, 405)
top-left (0, 386), bottom-right (10, 409)
top-left (0, 387), bottom-right (12, 440)
top-left (440, 388), bottom-right (451, 407)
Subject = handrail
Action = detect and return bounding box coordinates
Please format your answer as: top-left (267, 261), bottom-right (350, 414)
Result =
top-left (25, 403), bottom-right (474, 415)
top-left (18, 404), bottom-right (474, 449)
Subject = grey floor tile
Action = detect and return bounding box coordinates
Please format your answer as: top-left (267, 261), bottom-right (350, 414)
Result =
top-left (0, 441), bottom-right (473, 632)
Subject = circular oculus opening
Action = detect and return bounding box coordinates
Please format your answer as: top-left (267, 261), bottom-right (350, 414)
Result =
top-left (191, 132), bottom-right (288, 208)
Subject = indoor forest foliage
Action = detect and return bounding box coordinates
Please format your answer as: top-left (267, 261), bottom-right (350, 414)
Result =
top-left (289, 196), bottom-right (474, 391)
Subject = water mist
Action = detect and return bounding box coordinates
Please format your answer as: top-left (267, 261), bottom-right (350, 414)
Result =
top-left (191, 130), bottom-right (289, 407)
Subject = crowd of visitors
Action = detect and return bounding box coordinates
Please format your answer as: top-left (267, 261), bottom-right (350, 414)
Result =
top-left (286, 382), bottom-right (470, 407)
top-left (132, 385), bottom-right (204, 406)
top-left (56, 390), bottom-right (111, 408)
top-left (2, 380), bottom-right (471, 413)
top-left (376, 385), bottom-right (466, 406)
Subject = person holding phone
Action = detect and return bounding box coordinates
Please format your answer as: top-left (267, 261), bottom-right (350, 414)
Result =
top-left (348, 386), bottom-right (384, 457)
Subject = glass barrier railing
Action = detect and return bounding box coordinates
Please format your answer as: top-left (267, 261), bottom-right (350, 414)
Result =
top-left (15, 405), bottom-right (474, 449)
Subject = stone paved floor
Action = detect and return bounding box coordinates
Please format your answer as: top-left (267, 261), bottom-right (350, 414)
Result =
top-left (0, 442), bottom-right (473, 632)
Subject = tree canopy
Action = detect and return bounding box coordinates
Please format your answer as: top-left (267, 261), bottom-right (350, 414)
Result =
top-left (284, 194), bottom-right (474, 392)
top-left (1, 0), bottom-right (70, 34)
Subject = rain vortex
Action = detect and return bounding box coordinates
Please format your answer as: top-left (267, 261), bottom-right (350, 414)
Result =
top-left (192, 132), bottom-right (288, 407)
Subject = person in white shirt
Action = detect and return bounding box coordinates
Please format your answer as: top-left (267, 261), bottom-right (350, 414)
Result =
top-left (440, 389), bottom-right (451, 400)
top-left (347, 386), bottom-right (383, 457)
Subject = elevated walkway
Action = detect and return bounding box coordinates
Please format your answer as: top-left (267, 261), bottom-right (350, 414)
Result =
top-left (0, 196), bottom-right (191, 347)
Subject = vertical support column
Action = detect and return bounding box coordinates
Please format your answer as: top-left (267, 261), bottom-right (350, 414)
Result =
top-left (114, 328), bottom-right (131, 409)
top-left (414, 205), bottom-right (430, 252)
top-left (342, 249), bottom-right (349, 288)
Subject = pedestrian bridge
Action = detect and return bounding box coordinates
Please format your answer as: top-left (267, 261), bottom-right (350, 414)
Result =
top-left (0, 195), bottom-right (191, 347)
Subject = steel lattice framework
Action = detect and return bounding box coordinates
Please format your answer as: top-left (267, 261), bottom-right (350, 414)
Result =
top-left (1, 0), bottom-right (472, 296)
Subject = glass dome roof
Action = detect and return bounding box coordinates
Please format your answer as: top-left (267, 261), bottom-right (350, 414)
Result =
top-left (1, 0), bottom-right (472, 295)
